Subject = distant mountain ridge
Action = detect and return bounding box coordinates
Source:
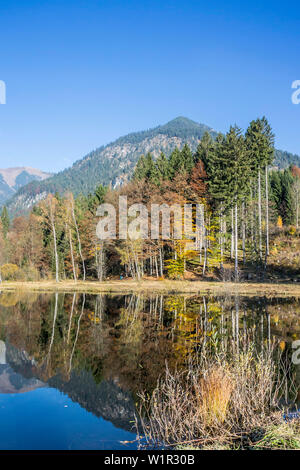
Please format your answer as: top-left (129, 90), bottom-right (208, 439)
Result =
top-left (4, 117), bottom-right (300, 216)
top-left (5, 341), bottom-right (136, 431)
top-left (0, 167), bottom-right (51, 206)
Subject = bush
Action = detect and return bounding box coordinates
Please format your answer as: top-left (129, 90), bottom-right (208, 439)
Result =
top-left (252, 423), bottom-right (300, 450)
top-left (137, 344), bottom-right (288, 449)
top-left (0, 264), bottom-right (20, 280)
top-left (20, 265), bottom-right (40, 281)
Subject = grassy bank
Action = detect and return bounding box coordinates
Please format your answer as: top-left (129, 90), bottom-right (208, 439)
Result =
top-left (1, 279), bottom-right (300, 297)
top-left (137, 345), bottom-right (300, 450)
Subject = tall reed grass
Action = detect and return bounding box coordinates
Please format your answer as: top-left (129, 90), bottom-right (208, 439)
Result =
top-left (137, 343), bottom-right (296, 449)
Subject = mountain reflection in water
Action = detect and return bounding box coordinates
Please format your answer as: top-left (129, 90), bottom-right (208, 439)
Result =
top-left (0, 341), bottom-right (45, 394)
top-left (0, 291), bottom-right (299, 449)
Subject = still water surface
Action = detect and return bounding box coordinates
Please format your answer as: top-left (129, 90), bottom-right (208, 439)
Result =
top-left (0, 291), bottom-right (299, 450)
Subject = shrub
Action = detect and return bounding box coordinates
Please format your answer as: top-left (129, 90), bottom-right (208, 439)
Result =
top-left (252, 423), bottom-right (300, 450)
top-left (137, 345), bottom-right (286, 449)
top-left (195, 367), bottom-right (233, 426)
top-left (21, 265), bottom-right (40, 281)
top-left (0, 263), bottom-right (20, 280)
top-left (277, 216), bottom-right (283, 229)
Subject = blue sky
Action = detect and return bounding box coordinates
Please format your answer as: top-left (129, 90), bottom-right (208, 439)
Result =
top-left (0, 0), bottom-right (300, 173)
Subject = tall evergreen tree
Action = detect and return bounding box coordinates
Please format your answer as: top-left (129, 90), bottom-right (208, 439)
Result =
top-left (204, 133), bottom-right (230, 209)
top-left (194, 131), bottom-right (216, 168)
top-left (180, 143), bottom-right (194, 174)
top-left (224, 126), bottom-right (250, 280)
top-left (155, 152), bottom-right (170, 181)
top-left (246, 118), bottom-right (274, 260)
top-left (133, 153), bottom-right (155, 181)
top-left (1, 206), bottom-right (9, 239)
top-left (168, 145), bottom-right (194, 179)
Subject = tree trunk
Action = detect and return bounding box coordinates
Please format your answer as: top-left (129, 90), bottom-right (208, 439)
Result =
top-left (47, 292), bottom-right (58, 365)
top-left (231, 208), bottom-right (234, 260)
top-left (242, 201), bottom-right (246, 265)
top-left (71, 203), bottom-right (86, 281)
top-left (265, 165), bottom-right (269, 256)
top-left (69, 294), bottom-right (85, 373)
top-left (68, 226), bottom-right (77, 282)
top-left (220, 206), bottom-right (224, 270)
top-left (234, 202), bottom-right (238, 282)
top-left (50, 205), bottom-right (59, 283)
top-left (154, 256), bottom-right (159, 278)
top-left (203, 227), bottom-right (207, 275)
top-left (258, 169), bottom-right (262, 260)
top-left (159, 246), bottom-right (164, 277)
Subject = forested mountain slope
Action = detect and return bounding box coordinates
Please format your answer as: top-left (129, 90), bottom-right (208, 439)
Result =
top-left (0, 167), bottom-right (51, 206)
top-left (4, 117), bottom-right (300, 216)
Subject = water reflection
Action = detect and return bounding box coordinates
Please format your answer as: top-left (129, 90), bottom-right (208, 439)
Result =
top-left (0, 291), bottom-right (299, 447)
top-left (0, 341), bottom-right (45, 394)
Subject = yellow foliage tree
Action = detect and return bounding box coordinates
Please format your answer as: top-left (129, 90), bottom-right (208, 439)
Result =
top-left (277, 216), bottom-right (283, 229)
top-left (1, 263), bottom-right (20, 280)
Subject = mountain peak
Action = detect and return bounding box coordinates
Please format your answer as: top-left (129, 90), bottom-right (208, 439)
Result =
top-left (164, 116), bottom-right (200, 126)
top-left (158, 116), bottom-right (215, 136)
top-left (0, 167), bottom-right (51, 206)
top-left (0, 167), bottom-right (51, 189)
top-left (3, 118), bottom-right (300, 216)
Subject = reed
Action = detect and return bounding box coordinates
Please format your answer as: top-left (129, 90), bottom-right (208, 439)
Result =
top-left (137, 343), bottom-right (295, 449)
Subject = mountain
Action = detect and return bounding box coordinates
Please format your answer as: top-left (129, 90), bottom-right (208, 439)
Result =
top-left (274, 149), bottom-right (300, 169)
top-left (5, 340), bottom-right (136, 431)
top-left (0, 341), bottom-right (46, 394)
top-left (48, 371), bottom-right (136, 431)
top-left (0, 167), bottom-right (51, 207)
top-left (4, 117), bottom-right (300, 216)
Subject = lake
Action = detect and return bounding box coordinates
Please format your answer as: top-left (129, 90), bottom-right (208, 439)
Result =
top-left (0, 290), bottom-right (299, 450)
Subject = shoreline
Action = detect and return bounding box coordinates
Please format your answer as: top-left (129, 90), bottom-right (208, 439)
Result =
top-left (1, 279), bottom-right (300, 297)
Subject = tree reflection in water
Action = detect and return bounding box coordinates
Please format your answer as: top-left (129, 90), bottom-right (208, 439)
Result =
top-left (0, 291), bottom-right (299, 431)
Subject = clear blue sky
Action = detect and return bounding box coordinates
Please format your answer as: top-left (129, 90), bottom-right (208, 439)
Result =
top-left (0, 0), bottom-right (300, 173)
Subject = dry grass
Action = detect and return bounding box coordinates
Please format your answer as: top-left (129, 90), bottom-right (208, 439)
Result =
top-left (1, 279), bottom-right (300, 297)
top-left (137, 345), bottom-right (292, 449)
top-left (195, 367), bottom-right (233, 426)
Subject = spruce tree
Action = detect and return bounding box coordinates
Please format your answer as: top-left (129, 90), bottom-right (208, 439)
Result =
top-left (1, 206), bottom-right (9, 239)
top-left (246, 118), bottom-right (274, 259)
top-left (281, 169), bottom-right (294, 224)
top-left (224, 126), bottom-right (250, 280)
top-left (156, 152), bottom-right (169, 179)
top-left (204, 133), bottom-right (230, 209)
top-left (133, 153), bottom-right (155, 181)
top-left (180, 143), bottom-right (194, 174)
top-left (195, 131), bottom-right (216, 168)
top-left (168, 147), bottom-right (183, 179)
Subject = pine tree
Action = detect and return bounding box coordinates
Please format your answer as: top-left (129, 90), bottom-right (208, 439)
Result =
top-left (245, 118), bottom-right (274, 260)
top-left (204, 133), bottom-right (230, 209)
top-left (270, 169), bottom-right (295, 225)
top-left (281, 169), bottom-right (294, 224)
top-left (224, 126), bottom-right (250, 280)
top-left (133, 153), bottom-right (155, 181)
top-left (180, 143), bottom-right (194, 174)
top-left (203, 133), bottom-right (232, 272)
top-left (168, 147), bottom-right (189, 179)
top-left (270, 170), bottom-right (282, 214)
top-left (194, 131), bottom-right (216, 168)
top-left (1, 207), bottom-right (9, 239)
top-left (155, 152), bottom-right (170, 182)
